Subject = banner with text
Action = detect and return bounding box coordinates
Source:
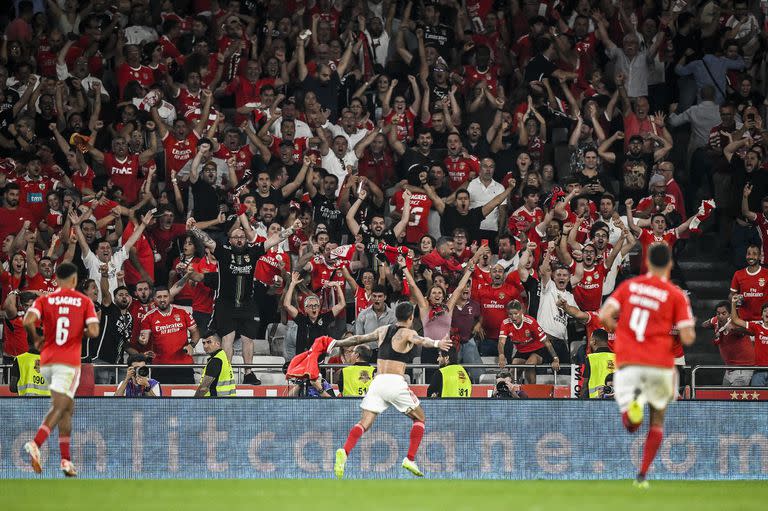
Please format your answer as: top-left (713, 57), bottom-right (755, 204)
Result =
top-left (0, 399), bottom-right (765, 479)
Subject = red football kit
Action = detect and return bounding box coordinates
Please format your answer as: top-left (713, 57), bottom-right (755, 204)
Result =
top-left (444, 154), bottom-right (480, 190)
top-left (474, 282), bottom-right (524, 340)
top-left (605, 274), bottom-right (694, 368)
top-left (744, 321), bottom-right (768, 366)
top-left (637, 229), bottom-right (678, 274)
top-left (585, 311), bottom-right (616, 352)
top-left (730, 266), bottom-right (768, 321)
top-left (569, 261), bottom-right (609, 311)
top-left (103, 153), bottom-right (142, 204)
top-left (140, 305), bottom-right (196, 364)
top-left (27, 288), bottom-right (99, 367)
top-left (391, 190), bottom-right (433, 244)
top-left (498, 315), bottom-right (547, 354)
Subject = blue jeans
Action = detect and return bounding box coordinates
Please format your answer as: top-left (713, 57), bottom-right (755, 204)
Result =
top-left (750, 371), bottom-right (768, 387)
top-left (459, 339), bottom-right (484, 383)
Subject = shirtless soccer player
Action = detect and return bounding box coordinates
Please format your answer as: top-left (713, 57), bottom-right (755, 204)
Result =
top-left (332, 302), bottom-right (452, 478)
top-left (599, 244), bottom-right (695, 488)
top-left (23, 262), bottom-right (100, 477)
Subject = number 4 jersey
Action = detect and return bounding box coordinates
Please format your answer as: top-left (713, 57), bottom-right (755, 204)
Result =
top-left (604, 274), bottom-right (693, 368)
top-left (27, 288), bottom-right (99, 367)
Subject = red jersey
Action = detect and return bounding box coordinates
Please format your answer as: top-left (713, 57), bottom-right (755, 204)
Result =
top-left (3, 314), bottom-right (28, 356)
top-left (192, 256), bottom-right (217, 314)
top-left (214, 144), bottom-right (256, 183)
top-left (462, 64), bottom-right (500, 94)
top-left (162, 131), bottom-right (199, 181)
top-left (129, 300), bottom-right (155, 353)
top-left (72, 166), bottom-right (95, 192)
top-left (744, 321), bottom-right (768, 366)
top-left (27, 274), bottom-right (58, 294)
top-left (384, 110), bottom-right (415, 142)
top-left (637, 229), bottom-right (678, 274)
top-left (605, 274), bottom-right (694, 368)
top-left (104, 153), bottom-right (141, 204)
top-left (358, 148), bottom-right (396, 186)
top-left (15, 175), bottom-right (57, 222)
top-left (391, 190), bottom-right (433, 244)
top-left (730, 267), bottom-right (768, 321)
top-left (268, 137), bottom-right (308, 163)
top-left (28, 288), bottom-right (99, 367)
top-left (355, 287), bottom-right (372, 316)
top-left (140, 305), bottom-right (196, 364)
top-left (254, 249), bottom-right (290, 292)
top-left (176, 87), bottom-right (201, 120)
top-left (709, 317), bottom-right (754, 366)
top-left (498, 315), bottom-right (546, 353)
top-left (116, 63), bottom-right (155, 99)
top-left (171, 256), bottom-right (197, 303)
top-left (752, 213), bottom-right (768, 264)
top-left (121, 222), bottom-right (155, 286)
top-left (570, 261), bottom-right (609, 311)
top-left (585, 311), bottom-right (616, 352)
top-left (0, 206), bottom-right (33, 243)
top-left (444, 154), bottom-right (480, 190)
top-left (509, 205), bottom-right (543, 235)
top-left (475, 282), bottom-right (524, 340)
top-left (0, 272), bottom-right (22, 303)
top-left (308, 256), bottom-right (339, 291)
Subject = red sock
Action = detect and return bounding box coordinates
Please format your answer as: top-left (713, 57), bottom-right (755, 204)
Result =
top-left (622, 412), bottom-right (641, 433)
top-left (639, 426), bottom-right (664, 477)
top-left (343, 424), bottom-right (365, 455)
top-left (33, 424), bottom-right (51, 447)
top-left (59, 436), bottom-right (71, 461)
top-left (407, 421), bottom-right (425, 461)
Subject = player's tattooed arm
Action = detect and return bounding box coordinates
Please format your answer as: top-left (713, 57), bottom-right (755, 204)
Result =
top-left (195, 375), bottom-right (216, 397)
top-left (333, 331), bottom-right (381, 348)
top-left (410, 333), bottom-right (452, 351)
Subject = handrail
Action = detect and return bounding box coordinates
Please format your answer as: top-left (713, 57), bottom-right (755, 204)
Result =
top-left (690, 365), bottom-right (767, 398)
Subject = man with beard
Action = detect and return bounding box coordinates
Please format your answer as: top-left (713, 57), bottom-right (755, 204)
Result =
top-left (127, 280), bottom-right (155, 359)
top-left (463, 121), bottom-right (491, 159)
top-left (537, 241), bottom-right (578, 364)
top-left (90, 265), bottom-right (134, 383)
top-left (472, 263), bottom-right (527, 356)
top-left (626, 200), bottom-right (697, 274)
top-left (297, 35), bottom-right (355, 122)
top-left (308, 169), bottom-right (344, 242)
top-left (15, 154), bottom-right (62, 223)
top-left (26, 246), bottom-right (57, 294)
top-left (188, 213), bottom-right (299, 384)
top-left (390, 129), bottom-right (445, 181)
top-left (730, 244), bottom-right (768, 322)
top-left (598, 132), bottom-right (670, 206)
top-left (87, 134), bottom-right (158, 205)
top-left (0, 183), bottom-right (33, 243)
top-left (139, 287), bottom-right (199, 384)
top-left (347, 193), bottom-right (408, 266)
top-left (427, 184), bottom-right (514, 244)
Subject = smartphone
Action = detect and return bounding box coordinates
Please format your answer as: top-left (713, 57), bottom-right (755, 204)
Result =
top-left (481, 239), bottom-right (489, 247)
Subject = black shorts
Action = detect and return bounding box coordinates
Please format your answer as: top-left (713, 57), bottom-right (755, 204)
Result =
top-left (213, 304), bottom-right (260, 339)
top-left (509, 347), bottom-right (548, 362)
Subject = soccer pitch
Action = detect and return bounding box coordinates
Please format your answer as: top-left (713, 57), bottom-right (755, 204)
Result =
top-left (3, 480), bottom-right (765, 511)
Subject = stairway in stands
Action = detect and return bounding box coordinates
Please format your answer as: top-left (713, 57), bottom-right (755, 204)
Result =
top-left (677, 232), bottom-right (733, 384)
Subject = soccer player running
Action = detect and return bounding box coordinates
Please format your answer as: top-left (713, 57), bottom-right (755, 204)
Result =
top-left (599, 244), bottom-right (695, 488)
top-left (22, 262), bottom-right (100, 477)
top-left (332, 302), bottom-right (452, 479)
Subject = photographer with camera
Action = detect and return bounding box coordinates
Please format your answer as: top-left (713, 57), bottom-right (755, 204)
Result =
top-left (493, 371), bottom-right (529, 399)
top-left (115, 354), bottom-right (161, 397)
top-left (580, 329), bottom-right (616, 399)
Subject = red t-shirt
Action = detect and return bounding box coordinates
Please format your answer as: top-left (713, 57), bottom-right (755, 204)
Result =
top-left (27, 274), bottom-right (58, 294)
top-left (104, 153), bottom-right (142, 204)
top-left (745, 321), bottom-right (768, 366)
top-left (28, 288), bottom-right (99, 367)
top-left (391, 190), bottom-right (433, 244)
top-left (192, 257), bottom-right (217, 314)
top-left (730, 267), bottom-right (768, 321)
top-left (0, 206), bottom-right (33, 243)
top-left (162, 131), bottom-right (199, 182)
top-left (121, 222), bottom-right (155, 286)
top-left (254, 250), bottom-right (290, 291)
top-left (444, 155), bottom-right (480, 190)
top-left (72, 166), bottom-right (95, 192)
top-left (3, 315), bottom-right (28, 356)
top-left (355, 287), bottom-right (372, 317)
top-left (585, 311), bottom-right (616, 352)
top-left (148, 223), bottom-right (187, 268)
top-left (709, 317), bottom-right (754, 366)
top-left (384, 110), bottom-right (415, 142)
top-left (15, 175), bottom-right (57, 222)
top-left (638, 229), bottom-right (678, 274)
top-left (605, 274), bottom-right (694, 368)
top-left (498, 315), bottom-right (546, 353)
top-left (116, 63), bottom-right (155, 99)
top-left (308, 256), bottom-right (339, 291)
top-left (171, 256), bottom-right (197, 302)
top-left (569, 261), bottom-right (609, 312)
top-left (475, 282), bottom-right (524, 340)
top-left (140, 305), bottom-right (196, 364)
top-left (214, 144), bottom-right (256, 183)
top-left (509, 205), bottom-right (543, 235)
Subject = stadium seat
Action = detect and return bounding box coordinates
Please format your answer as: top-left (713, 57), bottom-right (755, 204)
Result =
top-left (480, 356), bottom-right (497, 365)
top-left (266, 323), bottom-right (286, 356)
top-left (253, 338), bottom-right (270, 356)
top-left (252, 356), bottom-right (285, 368)
top-left (255, 373), bottom-right (287, 385)
top-left (412, 356), bottom-right (423, 384)
top-left (479, 374), bottom-right (497, 384)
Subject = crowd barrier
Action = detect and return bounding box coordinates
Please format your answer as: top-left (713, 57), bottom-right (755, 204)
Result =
top-left (0, 399), bottom-right (766, 479)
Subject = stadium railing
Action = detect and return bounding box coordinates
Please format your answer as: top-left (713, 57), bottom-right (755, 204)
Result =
top-left (691, 365), bottom-right (768, 398)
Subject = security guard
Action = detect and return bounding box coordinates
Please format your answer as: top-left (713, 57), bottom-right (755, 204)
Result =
top-left (10, 349), bottom-right (50, 397)
top-left (196, 335), bottom-right (236, 397)
top-left (581, 329), bottom-right (616, 398)
top-left (427, 349), bottom-right (472, 397)
top-left (338, 345), bottom-right (375, 396)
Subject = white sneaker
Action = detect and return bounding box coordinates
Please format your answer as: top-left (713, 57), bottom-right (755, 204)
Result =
top-left (401, 457), bottom-right (424, 477)
top-left (60, 459), bottom-right (77, 477)
top-left (24, 442), bottom-right (42, 474)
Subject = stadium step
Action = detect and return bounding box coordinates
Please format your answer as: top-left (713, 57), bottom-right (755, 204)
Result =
top-left (686, 280), bottom-right (731, 299)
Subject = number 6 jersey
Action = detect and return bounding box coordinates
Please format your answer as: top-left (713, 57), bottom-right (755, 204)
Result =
top-left (604, 274), bottom-right (694, 368)
top-left (27, 288), bottom-right (99, 367)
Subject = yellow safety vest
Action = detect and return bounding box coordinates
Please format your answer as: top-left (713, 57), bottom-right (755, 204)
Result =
top-left (341, 365), bottom-right (375, 396)
top-left (439, 364), bottom-right (472, 398)
top-left (202, 350), bottom-right (236, 397)
top-left (16, 352), bottom-right (50, 397)
top-left (587, 351), bottom-right (616, 398)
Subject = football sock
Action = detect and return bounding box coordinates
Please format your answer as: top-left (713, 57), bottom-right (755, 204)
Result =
top-left (343, 423), bottom-right (365, 455)
top-left (33, 424), bottom-right (51, 447)
top-left (622, 411), bottom-right (641, 433)
top-left (59, 436), bottom-right (71, 461)
top-left (639, 426), bottom-right (664, 477)
top-left (407, 421), bottom-right (425, 461)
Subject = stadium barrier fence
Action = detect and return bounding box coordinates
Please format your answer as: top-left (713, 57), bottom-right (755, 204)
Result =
top-left (0, 399), bottom-right (766, 479)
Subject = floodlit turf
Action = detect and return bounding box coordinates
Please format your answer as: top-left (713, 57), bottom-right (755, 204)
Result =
top-left (2, 480), bottom-right (766, 511)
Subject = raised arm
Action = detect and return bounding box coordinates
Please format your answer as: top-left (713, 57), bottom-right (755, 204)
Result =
top-left (391, 189), bottom-right (412, 239)
top-left (731, 295), bottom-right (747, 329)
top-left (624, 198), bottom-right (641, 236)
top-left (282, 271), bottom-right (302, 318)
top-left (597, 131), bottom-right (622, 164)
top-left (481, 183), bottom-right (513, 218)
top-left (122, 210), bottom-right (154, 254)
top-left (743, 184), bottom-right (758, 221)
top-left (402, 260), bottom-right (429, 319)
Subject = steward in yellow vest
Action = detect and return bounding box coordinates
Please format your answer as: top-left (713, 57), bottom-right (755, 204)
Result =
top-left (581, 329), bottom-right (616, 399)
top-left (196, 335), bottom-right (235, 397)
top-left (10, 349), bottom-right (50, 396)
top-left (428, 349), bottom-right (472, 398)
top-left (339, 345), bottom-right (375, 396)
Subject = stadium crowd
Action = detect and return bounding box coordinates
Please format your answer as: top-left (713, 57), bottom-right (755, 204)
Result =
top-left (1, 0), bottom-right (768, 396)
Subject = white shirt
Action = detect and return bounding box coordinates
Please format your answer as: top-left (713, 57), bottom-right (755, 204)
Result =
top-left (124, 25), bottom-right (159, 45)
top-left (55, 64), bottom-right (110, 100)
top-left (82, 247), bottom-right (129, 302)
top-left (327, 123), bottom-right (369, 149)
top-left (322, 150), bottom-right (358, 196)
top-left (537, 279), bottom-right (577, 340)
top-left (270, 117), bottom-right (313, 139)
top-left (467, 177), bottom-right (505, 231)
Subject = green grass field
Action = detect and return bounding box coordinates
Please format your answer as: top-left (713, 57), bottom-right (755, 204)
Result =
top-left (2, 480), bottom-right (766, 511)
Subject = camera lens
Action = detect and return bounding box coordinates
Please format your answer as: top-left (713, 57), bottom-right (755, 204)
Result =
top-left (136, 366), bottom-right (150, 378)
